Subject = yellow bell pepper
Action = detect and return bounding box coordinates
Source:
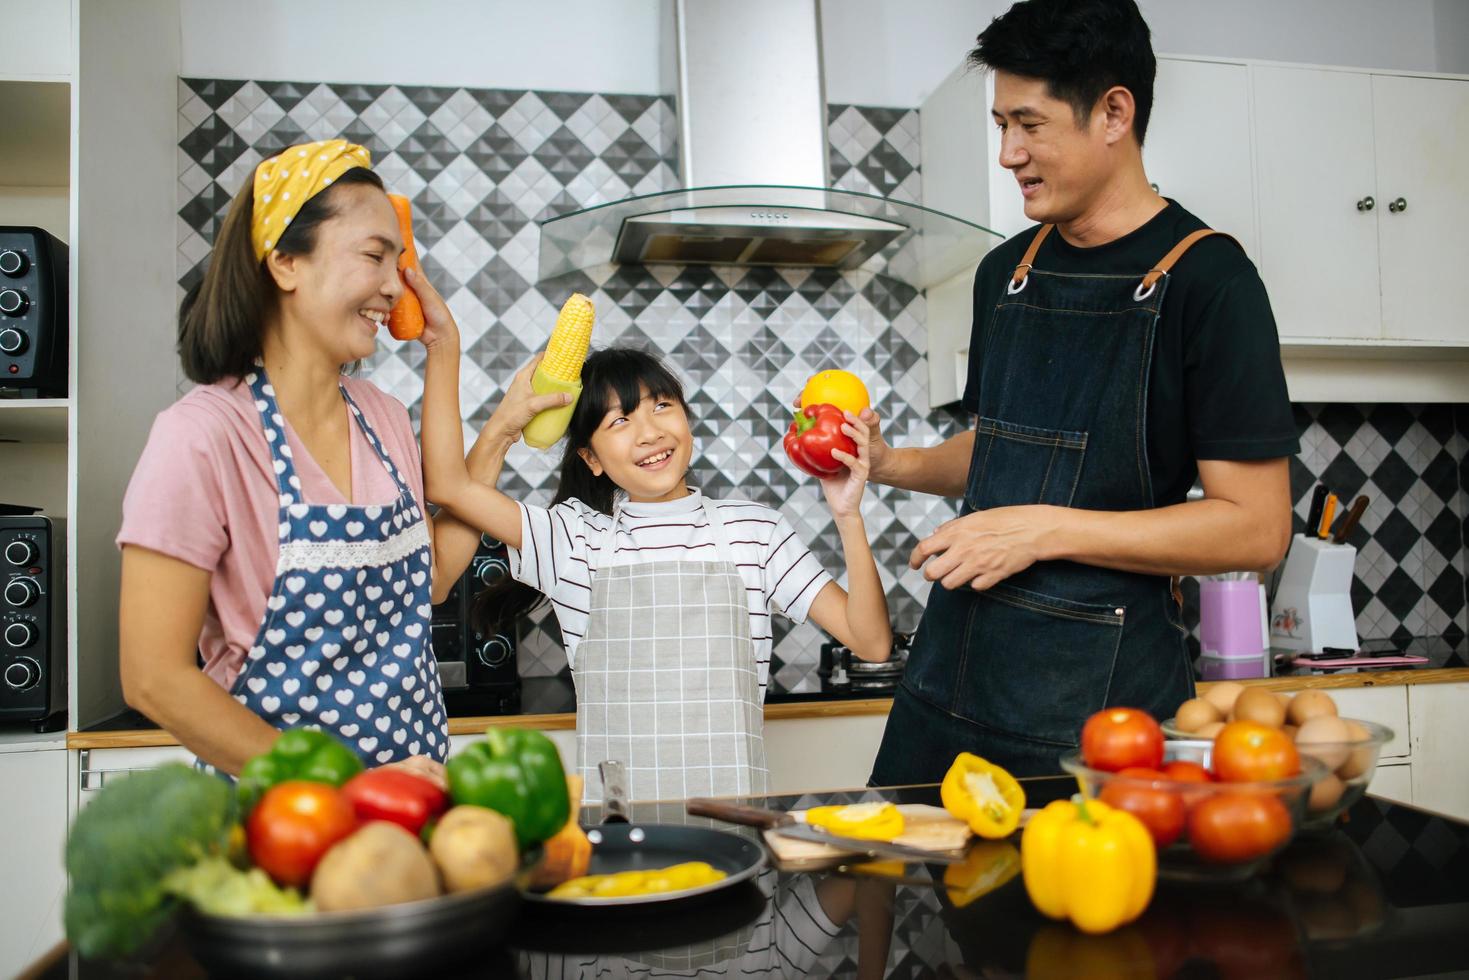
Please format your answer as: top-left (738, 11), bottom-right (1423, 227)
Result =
top-left (1021, 796), bottom-right (1155, 935)
top-left (940, 752), bottom-right (1026, 839)
top-left (942, 840), bottom-right (1021, 908)
top-left (804, 801), bottom-right (905, 841)
top-left (1025, 922), bottom-right (1154, 979)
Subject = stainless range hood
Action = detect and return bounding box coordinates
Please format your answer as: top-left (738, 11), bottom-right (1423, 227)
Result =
top-left (537, 0), bottom-right (1000, 287)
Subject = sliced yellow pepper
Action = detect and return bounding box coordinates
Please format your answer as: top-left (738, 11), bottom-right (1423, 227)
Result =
top-left (1021, 795), bottom-right (1156, 935)
top-left (942, 840), bottom-right (1021, 908)
top-left (940, 752), bottom-right (1026, 839)
top-left (547, 861), bottom-right (726, 900)
top-left (804, 801), bottom-right (906, 840)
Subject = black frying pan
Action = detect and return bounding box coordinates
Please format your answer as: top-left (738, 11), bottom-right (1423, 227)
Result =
top-left (521, 761), bottom-right (767, 908)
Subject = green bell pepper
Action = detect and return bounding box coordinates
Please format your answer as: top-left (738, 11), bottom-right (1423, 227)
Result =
top-left (237, 728), bottom-right (364, 812)
top-left (446, 727), bottom-right (570, 849)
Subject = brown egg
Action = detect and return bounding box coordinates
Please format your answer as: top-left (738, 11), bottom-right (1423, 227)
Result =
top-left (1196, 720), bottom-right (1227, 739)
top-left (1288, 690), bottom-right (1339, 726)
top-left (1283, 724), bottom-right (1299, 741)
top-left (1202, 681), bottom-right (1245, 716)
top-left (1344, 880), bottom-right (1387, 929)
top-left (1234, 687), bottom-right (1287, 728)
top-left (1298, 895), bottom-right (1359, 941)
top-left (1337, 720), bottom-right (1376, 779)
top-left (1276, 691), bottom-right (1294, 709)
top-left (1296, 715), bottom-right (1352, 771)
top-left (1308, 772), bottom-right (1345, 812)
top-left (1176, 698), bottom-right (1223, 733)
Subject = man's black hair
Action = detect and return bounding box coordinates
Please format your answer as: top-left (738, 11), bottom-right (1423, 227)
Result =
top-left (970, 0), bottom-right (1156, 146)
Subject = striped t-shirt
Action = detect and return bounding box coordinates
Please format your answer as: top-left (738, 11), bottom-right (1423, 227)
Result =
top-left (508, 489), bottom-right (833, 696)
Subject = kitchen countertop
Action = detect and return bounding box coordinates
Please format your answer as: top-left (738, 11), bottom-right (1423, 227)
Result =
top-left (24, 781), bottom-right (1469, 979)
top-left (62, 635), bottom-right (1469, 750)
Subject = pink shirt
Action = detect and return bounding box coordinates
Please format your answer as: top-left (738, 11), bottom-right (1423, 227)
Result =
top-left (117, 376), bottom-right (426, 690)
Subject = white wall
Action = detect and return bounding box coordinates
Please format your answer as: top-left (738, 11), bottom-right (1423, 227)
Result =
top-left (180, 0), bottom-right (663, 93)
top-left (179, 1), bottom-right (1456, 107)
top-left (819, 0), bottom-right (1448, 107)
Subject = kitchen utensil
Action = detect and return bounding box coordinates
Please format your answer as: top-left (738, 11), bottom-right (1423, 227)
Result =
top-left (687, 799), bottom-right (970, 865)
top-left (1333, 495), bottom-right (1370, 544)
top-left (1270, 533), bottom-right (1359, 654)
top-left (177, 866), bottom-right (524, 980)
top-left (1316, 493), bottom-right (1338, 539)
top-left (1198, 579), bottom-right (1269, 661)
top-left (522, 762), bottom-right (766, 907)
top-left (1304, 484), bottom-right (1328, 536)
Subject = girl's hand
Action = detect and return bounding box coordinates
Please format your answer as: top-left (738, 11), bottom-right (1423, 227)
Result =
top-left (379, 754), bottom-right (448, 792)
top-left (405, 266), bottom-right (460, 354)
top-left (818, 411), bottom-right (871, 521)
top-left (488, 354), bottom-right (572, 444)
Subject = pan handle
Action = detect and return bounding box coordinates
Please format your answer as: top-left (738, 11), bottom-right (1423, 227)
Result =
top-left (686, 798), bottom-right (791, 829)
top-left (598, 760), bottom-right (631, 824)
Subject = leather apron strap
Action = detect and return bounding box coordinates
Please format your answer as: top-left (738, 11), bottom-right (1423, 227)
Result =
top-left (1010, 224), bottom-right (1055, 287)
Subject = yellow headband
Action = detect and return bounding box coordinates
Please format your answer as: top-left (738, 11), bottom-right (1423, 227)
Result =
top-left (251, 139), bottom-right (373, 261)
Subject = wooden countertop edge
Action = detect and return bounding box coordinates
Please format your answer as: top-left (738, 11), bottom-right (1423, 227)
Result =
top-left (63, 669), bottom-right (1469, 750)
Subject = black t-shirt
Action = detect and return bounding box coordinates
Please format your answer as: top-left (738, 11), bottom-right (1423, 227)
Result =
top-left (961, 200), bottom-right (1299, 508)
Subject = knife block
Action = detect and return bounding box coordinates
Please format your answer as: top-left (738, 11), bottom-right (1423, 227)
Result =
top-left (1269, 534), bottom-right (1358, 653)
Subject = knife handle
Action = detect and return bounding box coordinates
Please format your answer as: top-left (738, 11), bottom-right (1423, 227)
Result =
top-left (686, 798), bottom-right (789, 829)
top-left (1304, 484), bottom-right (1328, 536)
top-left (1333, 494), bottom-right (1369, 544)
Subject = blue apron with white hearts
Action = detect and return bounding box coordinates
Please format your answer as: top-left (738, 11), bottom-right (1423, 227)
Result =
top-left (226, 368), bottom-right (448, 766)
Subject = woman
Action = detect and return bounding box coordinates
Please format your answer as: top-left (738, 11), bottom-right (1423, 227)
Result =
top-left (117, 139), bottom-right (496, 781)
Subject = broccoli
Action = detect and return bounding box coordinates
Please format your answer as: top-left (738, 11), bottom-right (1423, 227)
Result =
top-left (64, 763), bottom-right (236, 959)
top-left (163, 856), bottom-right (310, 918)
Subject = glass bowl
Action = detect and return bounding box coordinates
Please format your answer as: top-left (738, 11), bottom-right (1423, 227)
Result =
top-left (1061, 740), bottom-right (1328, 882)
top-left (1291, 719), bottom-right (1394, 831)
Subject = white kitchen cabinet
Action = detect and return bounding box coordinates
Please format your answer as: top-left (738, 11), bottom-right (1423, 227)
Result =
top-left (1372, 74), bottom-right (1469, 344)
top-left (1255, 65), bottom-right (1469, 347)
top-left (1254, 66), bottom-right (1382, 341)
top-left (0, 742), bottom-right (68, 978)
top-left (766, 712), bottom-right (888, 794)
top-left (72, 745), bottom-right (194, 815)
top-left (1145, 58), bottom-right (1258, 259)
top-left (1406, 682), bottom-right (1469, 822)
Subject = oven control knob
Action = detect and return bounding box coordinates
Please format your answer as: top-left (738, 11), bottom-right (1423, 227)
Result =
top-left (0, 328), bottom-right (25, 355)
top-left (0, 289), bottom-right (27, 317)
top-left (0, 250), bottom-right (27, 278)
top-left (477, 634), bottom-right (512, 668)
top-left (4, 539), bottom-right (36, 566)
top-left (476, 557), bottom-right (509, 589)
top-left (3, 656), bottom-right (40, 689)
top-left (4, 621), bottom-right (37, 650)
top-left (4, 577), bottom-right (39, 608)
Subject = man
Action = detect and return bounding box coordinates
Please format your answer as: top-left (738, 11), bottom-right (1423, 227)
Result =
top-left (864, 0), bottom-right (1298, 781)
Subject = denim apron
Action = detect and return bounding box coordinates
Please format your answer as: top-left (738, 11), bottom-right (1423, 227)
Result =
top-left (220, 368), bottom-right (449, 767)
top-left (872, 226), bottom-right (1232, 781)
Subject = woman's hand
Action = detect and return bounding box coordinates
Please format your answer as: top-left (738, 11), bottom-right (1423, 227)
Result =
top-left (818, 411), bottom-right (871, 522)
top-left (379, 754), bottom-right (448, 792)
top-left (405, 266), bottom-right (460, 354)
top-left (487, 355), bottom-right (572, 445)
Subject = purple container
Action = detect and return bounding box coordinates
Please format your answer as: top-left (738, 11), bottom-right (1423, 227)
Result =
top-left (1199, 580), bottom-right (1266, 660)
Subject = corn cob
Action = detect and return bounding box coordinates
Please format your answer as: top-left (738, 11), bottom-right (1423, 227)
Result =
top-left (523, 293), bottom-right (596, 450)
top-left (539, 293), bottom-right (594, 382)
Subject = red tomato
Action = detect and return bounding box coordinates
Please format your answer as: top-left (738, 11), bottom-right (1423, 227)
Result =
top-left (1161, 760), bottom-right (1213, 783)
top-left (1212, 721), bottom-right (1301, 782)
top-left (246, 780), bottom-right (358, 887)
top-left (1081, 708), bottom-right (1165, 772)
top-left (1187, 791), bottom-right (1292, 863)
top-left (1098, 768), bottom-right (1186, 847)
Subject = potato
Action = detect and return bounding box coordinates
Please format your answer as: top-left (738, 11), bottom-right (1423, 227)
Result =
top-left (430, 805), bottom-right (519, 894)
top-left (1287, 690), bottom-right (1338, 726)
top-left (1175, 697), bottom-right (1222, 733)
top-left (311, 822), bottom-right (441, 912)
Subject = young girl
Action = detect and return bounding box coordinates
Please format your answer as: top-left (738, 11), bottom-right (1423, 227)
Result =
top-left (417, 300), bottom-right (892, 801)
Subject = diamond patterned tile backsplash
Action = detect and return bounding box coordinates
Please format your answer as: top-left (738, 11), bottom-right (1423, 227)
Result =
top-left (178, 78), bottom-right (1469, 689)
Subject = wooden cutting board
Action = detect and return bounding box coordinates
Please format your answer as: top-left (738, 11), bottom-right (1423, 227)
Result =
top-left (760, 804), bottom-right (973, 868)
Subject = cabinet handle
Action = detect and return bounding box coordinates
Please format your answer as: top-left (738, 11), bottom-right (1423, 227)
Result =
top-left (1388, 197), bottom-right (1408, 213)
top-left (1356, 196), bottom-right (1375, 212)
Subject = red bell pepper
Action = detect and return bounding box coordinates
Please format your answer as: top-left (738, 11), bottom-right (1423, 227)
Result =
top-left (339, 768), bottom-right (448, 835)
top-left (783, 403), bottom-right (856, 478)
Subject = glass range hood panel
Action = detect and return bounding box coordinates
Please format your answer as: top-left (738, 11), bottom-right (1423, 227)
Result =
top-left (537, 184), bottom-right (1004, 288)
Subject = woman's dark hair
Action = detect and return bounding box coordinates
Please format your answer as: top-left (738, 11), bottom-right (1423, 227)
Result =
top-left (970, 0), bottom-right (1156, 146)
top-left (471, 346), bottom-right (690, 638)
top-left (177, 166), bottom-right (384, 384)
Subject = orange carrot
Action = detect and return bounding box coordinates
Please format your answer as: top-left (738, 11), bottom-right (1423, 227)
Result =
top-left (386, 193), bottom-right (425, 341)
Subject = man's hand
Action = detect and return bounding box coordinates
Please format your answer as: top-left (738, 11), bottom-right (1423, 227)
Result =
top-left (909, 505), bottom-right (1058, 591)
